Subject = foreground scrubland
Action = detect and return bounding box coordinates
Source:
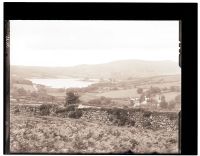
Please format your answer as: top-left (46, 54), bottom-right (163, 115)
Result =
top-left (10, 113), bottom-right (179, 154)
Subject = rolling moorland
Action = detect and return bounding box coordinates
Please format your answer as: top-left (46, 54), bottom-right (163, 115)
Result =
top-left (10, 59), bottom-right (181, 154)
top-left (11, 59), bottom-right (180, 79)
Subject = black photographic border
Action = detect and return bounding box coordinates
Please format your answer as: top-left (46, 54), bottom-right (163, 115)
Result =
top-left (3, 2), bottom-right (198, 155)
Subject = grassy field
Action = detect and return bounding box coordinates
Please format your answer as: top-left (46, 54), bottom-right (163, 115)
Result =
top-left (10, 114), bottom-right (179, 154)
top-left (96, 89), bottom-right (139, 99)
top-left (47, 92), bottom-right (65, 97)
top-left (79, 93), bottom-right (99, 102)
top-left (138, 81), bottom-right (181, 89)
top-left (80, 89), bottom-right (140, 102)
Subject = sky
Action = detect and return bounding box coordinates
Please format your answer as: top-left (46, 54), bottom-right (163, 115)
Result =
top-left (10, 20), bottom-right (179, 67)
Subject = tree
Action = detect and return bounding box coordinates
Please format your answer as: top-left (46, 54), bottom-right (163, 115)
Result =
top-left (150, 87), bottom-right (161, 95)
top-left (65, 91), bottom-right (80, 106)
top-left (137, 88), bottom-right (143, 94)
top-left (159, 95), bottom-right (168, 109)
top-left (139, 93), bottom-right (145, 103)
top-left (145, 90), bottom-right (151, 98)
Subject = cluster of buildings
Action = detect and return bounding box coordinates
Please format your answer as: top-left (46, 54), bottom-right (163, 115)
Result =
top-left (129, 94), bottom-right (162, 107)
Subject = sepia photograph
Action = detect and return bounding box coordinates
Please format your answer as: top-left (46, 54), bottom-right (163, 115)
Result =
top-left (9, 20), bottom-right (181, 154)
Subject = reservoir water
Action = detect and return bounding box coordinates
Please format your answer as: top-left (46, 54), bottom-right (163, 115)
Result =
top-left (30, 78), bottom-right (98, 89)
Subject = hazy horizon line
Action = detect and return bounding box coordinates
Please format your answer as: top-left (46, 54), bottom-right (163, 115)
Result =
top-left (10, 59), bottom-right (179, 68)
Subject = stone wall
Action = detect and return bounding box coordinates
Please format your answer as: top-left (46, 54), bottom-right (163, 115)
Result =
top-left (79, 108), bottom-right (179, 131)
top-left (11, 104), bottom-right (179, 131)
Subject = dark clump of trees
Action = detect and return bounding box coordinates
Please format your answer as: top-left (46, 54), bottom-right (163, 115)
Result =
top-left (39, 104), bottom-right (52, 116)
top-left (143, 111), bottom-right (152, 118)
top-left (68, 110), bottom-right (83, 119)
top-left (159, 95), bottom-right (168, 109)
top-left (61, 90), bottom-right (82, 119)
top-left (139, 94), bottom-right (145, 103)
top-left (143, 121), bottom-right (152, 129)
top-left (108, 108), bottom-right (135, 126)
top-left (65, 91), bottom-right (80, 107)
top-left (149, 87), bottom-right (161, 95)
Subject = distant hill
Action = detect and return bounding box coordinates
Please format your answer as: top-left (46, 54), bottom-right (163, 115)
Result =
top-left (11, 59), bottom-right (181, 79)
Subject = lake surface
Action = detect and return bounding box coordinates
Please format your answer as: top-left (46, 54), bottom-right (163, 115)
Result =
top-left (30, 78), bottom-right (98, 89)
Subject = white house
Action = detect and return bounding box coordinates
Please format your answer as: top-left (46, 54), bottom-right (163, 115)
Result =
top-left (129, 97), bottom-right (140, 107)
top-left (154, 94), bottom-right (162, 107)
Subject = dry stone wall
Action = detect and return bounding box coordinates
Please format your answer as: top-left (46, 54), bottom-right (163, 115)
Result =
top-left (79, 108), bottom-right (179, 131)
top-left (11, 104), bottom-right (179, 131)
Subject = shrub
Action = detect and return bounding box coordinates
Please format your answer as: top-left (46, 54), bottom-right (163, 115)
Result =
top-left (39, 104), bottom-right (52, 116)
top-left (130, 139), bottom-right (139, 149)
top-left (65, 91), bottom-right (80, 106)
top-left (56, 105), bottom-right (77, 114)
top-left (65, 104), bottom-right (77, 111)
top-left (160, 95), bottom-right (168, 109)
top-left (143, 121), bottom-right (152, 128)
top-left (150, 87), bottom-right (161, 94)
top-left (139, 94), bottom-right (145, 103)
top-left (108, 108), bottom-right (134, 126)
top-left (68, 109), bottom-right (82, 119)
top-left (143, 111), bottom-right (152, 118)
top-left (167, 138), bottom-right (177, 144)
top-left (129, 120), bottom-right (136, 126)
top-left (56, 108), bottom-right (68, 113)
